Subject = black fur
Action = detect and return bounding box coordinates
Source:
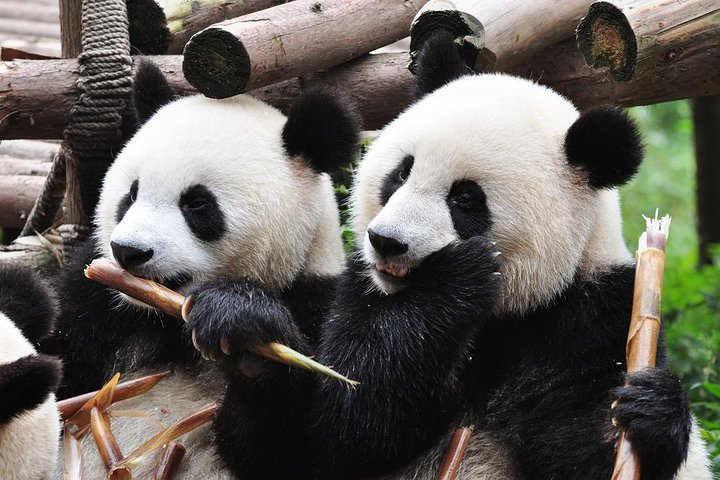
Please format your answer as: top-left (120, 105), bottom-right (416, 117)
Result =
top-left (282, 89), bottom-right (361, 174)
top-left (413, 30), bottom-right (473, 99)
top-left (40, 238), bottom-right (192, 398)
top-left (313, 237), bottom-right (502, 478)
top-left (188, 275), bottom-right (337, 479)
top-left (380, 155), bottom-right (414, 206)
top-left (132, 60), bottom-right (175, 126)
top-left (179, 184), bottom-right (226, 242)
top-left (115, 179), bottom-right (138, 223)
top-left (0, 263), bottom-right (58, 344)
top-left (446, 180), bottom-right (491, 239)
top-left (311, 258), bottom-right (691, 480)
top-left (612, 368), bottom-right (691, 480)
top-left (0, 354), bottom-right (62, 425)
top-left (565, 106), bottom-right (644, 189)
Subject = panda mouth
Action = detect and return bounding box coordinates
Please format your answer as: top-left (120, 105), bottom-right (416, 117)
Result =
top-left (375, 261), bottom-right (409, 279)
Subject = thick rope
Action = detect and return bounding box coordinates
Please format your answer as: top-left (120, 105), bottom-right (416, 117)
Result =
top-left (19, 0), bottom-right (133, 249)
top-left (62, 0), bottom-right (133, 248)
top-left (19, 151), bottom-right (67, 237)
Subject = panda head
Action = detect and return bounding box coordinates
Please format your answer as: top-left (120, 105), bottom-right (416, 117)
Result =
top-left (95, 61), bottom-right (359, 306)
top-left (352, 32), bottom-right (642, 314)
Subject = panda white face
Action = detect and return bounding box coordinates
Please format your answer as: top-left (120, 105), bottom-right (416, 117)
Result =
top-left (353, 74), bottom-right (633, 313)
top-left (95, 94), bottom-right (338, 307)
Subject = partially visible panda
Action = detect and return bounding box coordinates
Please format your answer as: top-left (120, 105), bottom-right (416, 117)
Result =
top-left (41, 60), bottom-right (359, 478)
top-left (0, 264), bottom-right (62, 480)
top-left (305, 31), bottom-right (712, 480)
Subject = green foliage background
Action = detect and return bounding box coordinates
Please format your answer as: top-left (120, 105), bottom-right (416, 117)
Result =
top-left (624, 101), bottom-right (720, 475)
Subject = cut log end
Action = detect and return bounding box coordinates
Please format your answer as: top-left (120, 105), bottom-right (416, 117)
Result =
top-left (409, 7), bottom-right (491, 73)
top-left (576, 2), bottom-right (637, 82)
top-left (182, 28), bottom-right (251, 99)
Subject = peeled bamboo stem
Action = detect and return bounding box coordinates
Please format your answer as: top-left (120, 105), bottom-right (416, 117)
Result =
top-left (611, 213), bottom-right (671, 480)
top-left (90, 407), bottom-right (131, 480)
top-left (152, 441), bottom-right (186, 480)
top-left (85, 258), bottom-right (358, 385)
top-left (58, 371), bottom-right (170, 420)
top-left (437, 426), bottom-right (474, 480)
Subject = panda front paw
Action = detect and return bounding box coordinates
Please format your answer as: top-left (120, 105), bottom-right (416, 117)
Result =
top-left (413, 236), bottom-right (502, 308)
top-left (0, 264), bottom-right (58, 343)
top-left (612, 367), bottom-right (691, 480)
top-left (185, 280), bottom-right (308, 365)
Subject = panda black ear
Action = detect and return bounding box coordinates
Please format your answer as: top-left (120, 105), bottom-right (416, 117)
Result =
top-left (413, 30), bottom-right (473, 99)
top-left (132, 59), bottom-right (175, 126)
top-left (564, 106), bottom-right (643, 189)
top-left (282, 89), bottom-right (361, 174)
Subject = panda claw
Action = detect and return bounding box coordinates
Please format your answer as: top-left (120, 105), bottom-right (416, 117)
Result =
top-left (492, 251), bottom-right (502, 258)
top-left (220, 336), bottom-right (232, 356)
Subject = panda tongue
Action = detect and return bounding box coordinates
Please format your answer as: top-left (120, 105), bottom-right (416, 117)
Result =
top-left (377, 261), bottom-right (408, 279)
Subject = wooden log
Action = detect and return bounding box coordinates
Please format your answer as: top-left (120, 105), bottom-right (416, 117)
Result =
top-left (577, 0), bottom-right (720, 82)
top-left (59, 0), bottom-right (82, 57)
top-left (0, 1), bottom-right (60, 23)
top-left (0, 175), bottom-right (45, 228)
top-left (692, 96), bottom-right (720, 266)
top-left (0, 158), bottom-right (51, 177)
top-left (3, 41), bottom-right (720, 140)
top-left (181, 0), bottom-right (429, 98)
top-left (409, 0), bottom-right (594, 72)
top-left (165, 0), bottom-right (292, 54)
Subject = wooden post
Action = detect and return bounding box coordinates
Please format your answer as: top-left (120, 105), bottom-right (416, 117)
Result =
top-left (409, 0), bottom-right (594, 72)
top-left (577, 0), bottom-right (720, 82)
top-left (182, 0), bottom-right (429, 98)
top-left (692, 96), bottom-right (720, 266)
top-left (59, 0), bottom-right (82, 57)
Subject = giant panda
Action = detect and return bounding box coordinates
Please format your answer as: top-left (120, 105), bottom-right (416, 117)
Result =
top-left (41, 60), bottom-right (359, 479)
top-left (0, 264), bottom-right (62, 480)
top-left (304, 31), bottom-right (713, 480)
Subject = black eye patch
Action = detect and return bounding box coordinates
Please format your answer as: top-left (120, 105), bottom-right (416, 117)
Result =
top-left (115, 179), bottom-right (139, 223)
top-left (179, 184), bottom-right (226, 242)
top-left (446, 180), bottom-right (491, 240)
top-left (379, 155), bottom-right (414, 206)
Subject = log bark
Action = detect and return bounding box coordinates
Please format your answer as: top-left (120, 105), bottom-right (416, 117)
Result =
top-left (165, 0), bottom-right (292, 54)
top-left (0, 175), bottom-right (45, 228)
top-left (409, 0), bottom-right (594, 72)
top-left (3, 42), bottom-right (720, 140)
top-left (692, 96), bottom-right (720, 266)
top-left (181, 0), bottom-right (429, 98)
top-left (577, 0), bottom-right (720, 82)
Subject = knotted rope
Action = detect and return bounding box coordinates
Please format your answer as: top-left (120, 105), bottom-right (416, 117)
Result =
top-left (21, 0), bottom-right (133, 249)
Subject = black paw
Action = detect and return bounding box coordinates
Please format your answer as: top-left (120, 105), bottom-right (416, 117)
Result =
top-left (185, 280), bottom-right (307, 363)
top-left (611, 368), bottom-right (691, 480)
top-left (413, 237), bottom-right (502, 305)
top-left (0, 264), bottom-right (58, 343)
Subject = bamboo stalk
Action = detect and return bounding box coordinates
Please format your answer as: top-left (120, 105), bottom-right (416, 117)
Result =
top-left (437, 426), bottom-right (474, 480)
top-left (118, 403), bottom-right (217, 467)
top-left (85, 258), bottom-right (358, 386)
top-left (58, 371), bottom-right (170, 420)
top-left (90, 407), bottom-right (132, 480)
top-left (611, 212), bottom-right (671, 480)
top-left (63, 423), bottom-right (83, 480)
top-left (577, 0), bottom-right (720, 81)
top-left (152, 441), bottom-right (186, 480)
top-left (66, 373), bottom-right (121, 431)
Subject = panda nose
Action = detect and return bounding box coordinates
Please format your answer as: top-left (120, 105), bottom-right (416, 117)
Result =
top-left (110, 241), bottom-right (154, 270)
top-left (367, 229), bottom-right (408, 257)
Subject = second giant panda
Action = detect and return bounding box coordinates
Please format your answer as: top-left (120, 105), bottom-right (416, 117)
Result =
top-left (0, 264), bottom-right (62, 480)
top-left (307, 32), bottom-right (712, 480)
top-left (42, 61), bottom-right (359, 479)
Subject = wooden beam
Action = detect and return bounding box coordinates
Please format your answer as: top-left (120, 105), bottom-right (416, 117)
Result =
top-left (3, 42), bottom-right (720, 140)
top-left (181, 0), bottom-right (429, 98)
top-left (577, 0), bottom-right (720, 81)
top-left (409, 0), bottom-right (594, 71)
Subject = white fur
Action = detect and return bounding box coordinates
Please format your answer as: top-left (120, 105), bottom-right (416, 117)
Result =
top-left (0, 312), bottom-right (60, 480)
top-left (60, 93), bottom-right (346, 479)
top-left (675, 420), bottom-right (713, 480)
top-left (353, 73), bottom-right (630, 314)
